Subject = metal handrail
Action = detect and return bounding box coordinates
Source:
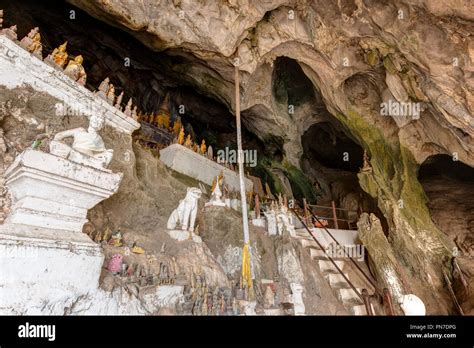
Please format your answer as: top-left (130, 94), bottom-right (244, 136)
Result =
top-left (293, 204), bottom-right (400, 315)
top-left (309, 204), bottom-right (359, 213)
top-left (291, 208), bottom-right (367, 305)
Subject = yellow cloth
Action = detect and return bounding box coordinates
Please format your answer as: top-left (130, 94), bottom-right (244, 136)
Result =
top-left (241, 243), bottom-right (253, 289)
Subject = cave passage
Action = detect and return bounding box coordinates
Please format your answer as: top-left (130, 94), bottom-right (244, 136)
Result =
top-left (418, 154), bottom-right (474, 255)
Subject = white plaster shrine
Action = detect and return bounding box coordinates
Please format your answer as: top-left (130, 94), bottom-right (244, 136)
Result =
top-left (0, 149), bottom-right (122, 313)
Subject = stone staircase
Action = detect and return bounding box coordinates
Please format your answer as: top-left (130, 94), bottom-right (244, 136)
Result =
top-left (293, 228), bottom-right (379, 315)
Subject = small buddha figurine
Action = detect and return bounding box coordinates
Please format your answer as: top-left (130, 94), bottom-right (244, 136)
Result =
top-left (361, 149), bottom-right (372, 173)
top-left (207, 145), bottom-right (213, 160)
top-left (184, 134), bottom-right (192, 148)
top-left (115, 91), bottom-right (124, 110)
top-left (177, 126), bottom-right (185, 145)
top-left (64, 55), bottom-right (87, 86)
top-left (1, 24), bottom-right (17, 41)
top-left (29, 31), bottom-right (42, 58)
top-left (124, 98), bottom-right (132, 117)
top-left (96, 77), bottom-right (110, 100)
top-left (155, 93), bottom-right (171, 128)
top-left (107, 84), bottom-right (115, 105)
top-left (131, 106), bottom-right (138, 121)
top-left (200, 140), bottom-right (206, 155)
top-left (0, 10), bottom-right (3, 29)
top-left (172, 118), bottom-right (182, 135)
top-left (193, 143), bottom-right (199, 153)
top-left (20, 27), bottom-right (42, 58)
top-left (45, 41), bottom-right (68, 69)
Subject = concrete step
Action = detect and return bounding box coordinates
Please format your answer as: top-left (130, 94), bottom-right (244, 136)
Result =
top-left (294, 229), bottom-right (313, 240)
top-left (338, 288), bottom-right (363, 305)
top-left (326, 273), bottom-right (351, 289)
top-left (318, 260), bottom-right (345, 274)
top-left (309, 248), bottom-right (328, 260)
top-left (301, 238), bottom-right (322, 249)
top-left (351, 303), bottom-right (375, 316)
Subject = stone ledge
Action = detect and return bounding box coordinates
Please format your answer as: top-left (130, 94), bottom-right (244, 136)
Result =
top-left (160, 144), bottom-right (253, 192)
top-left (0, 35), bottom-right (140, 134)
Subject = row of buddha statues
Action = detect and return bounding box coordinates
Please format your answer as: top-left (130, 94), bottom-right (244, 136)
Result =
top-left (0, 10), bottom-right (141, 123)
top-left (95, 77), bottom-right (140, 120)
top-left (0, 11), bottom-right (87, 86)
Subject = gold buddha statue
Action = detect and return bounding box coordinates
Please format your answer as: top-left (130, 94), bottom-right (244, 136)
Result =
top-left (46, 41), bottom-right (68, 69)
top-left (155, 93), bottom-right (171, 128)
top-left (184, 134), bottom-right (192, 148)
top-left (64, 55), bottom-right (87, 86)
top-left (172, 118), bottom-right (182, 135)
top-left (200, 140), bottom-right (206, 155)
top-left (20, 27), bottom-right (42, 58)
top-left (177, 126), bottom-right (185, 145)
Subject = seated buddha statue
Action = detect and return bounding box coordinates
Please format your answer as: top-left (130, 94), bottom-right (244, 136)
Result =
top-left (45, 41), bottom-right (68, 69)
top-left (64, 55), bottom-right (87, 86)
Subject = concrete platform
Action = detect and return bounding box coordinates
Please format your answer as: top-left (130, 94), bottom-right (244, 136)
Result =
top-left (160, 144), bottom-right (253, 192)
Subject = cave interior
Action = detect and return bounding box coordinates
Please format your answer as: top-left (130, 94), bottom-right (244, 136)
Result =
top-left (1, 0), bottom-right (472, 248)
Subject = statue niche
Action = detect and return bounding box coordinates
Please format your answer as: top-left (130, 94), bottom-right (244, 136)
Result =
top-left (49, 113), bottom-right (114, 171)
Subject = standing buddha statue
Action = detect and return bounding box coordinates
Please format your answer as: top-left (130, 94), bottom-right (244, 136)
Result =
top-left (200, 140), bottom-right (206, 155)
top-left (177, 126), bottom-right (185, 145)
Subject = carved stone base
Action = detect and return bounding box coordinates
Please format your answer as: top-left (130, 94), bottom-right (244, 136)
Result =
top-left (4, 149), bottom-right (122, 233)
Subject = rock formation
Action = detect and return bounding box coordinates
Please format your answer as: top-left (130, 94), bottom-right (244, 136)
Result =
top-left (0, 0), bottom-right (472, 315)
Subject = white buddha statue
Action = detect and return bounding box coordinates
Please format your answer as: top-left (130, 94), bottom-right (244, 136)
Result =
top-left (50, 113), bottom-right (114, 170)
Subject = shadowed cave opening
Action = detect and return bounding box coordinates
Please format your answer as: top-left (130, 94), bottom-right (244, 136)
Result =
top-left (0, 0), bottom-right (265, 155)
top-left (301, 121), bottom-right (388, 233)
top-left (418, 154), bottom-right (474, 255)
